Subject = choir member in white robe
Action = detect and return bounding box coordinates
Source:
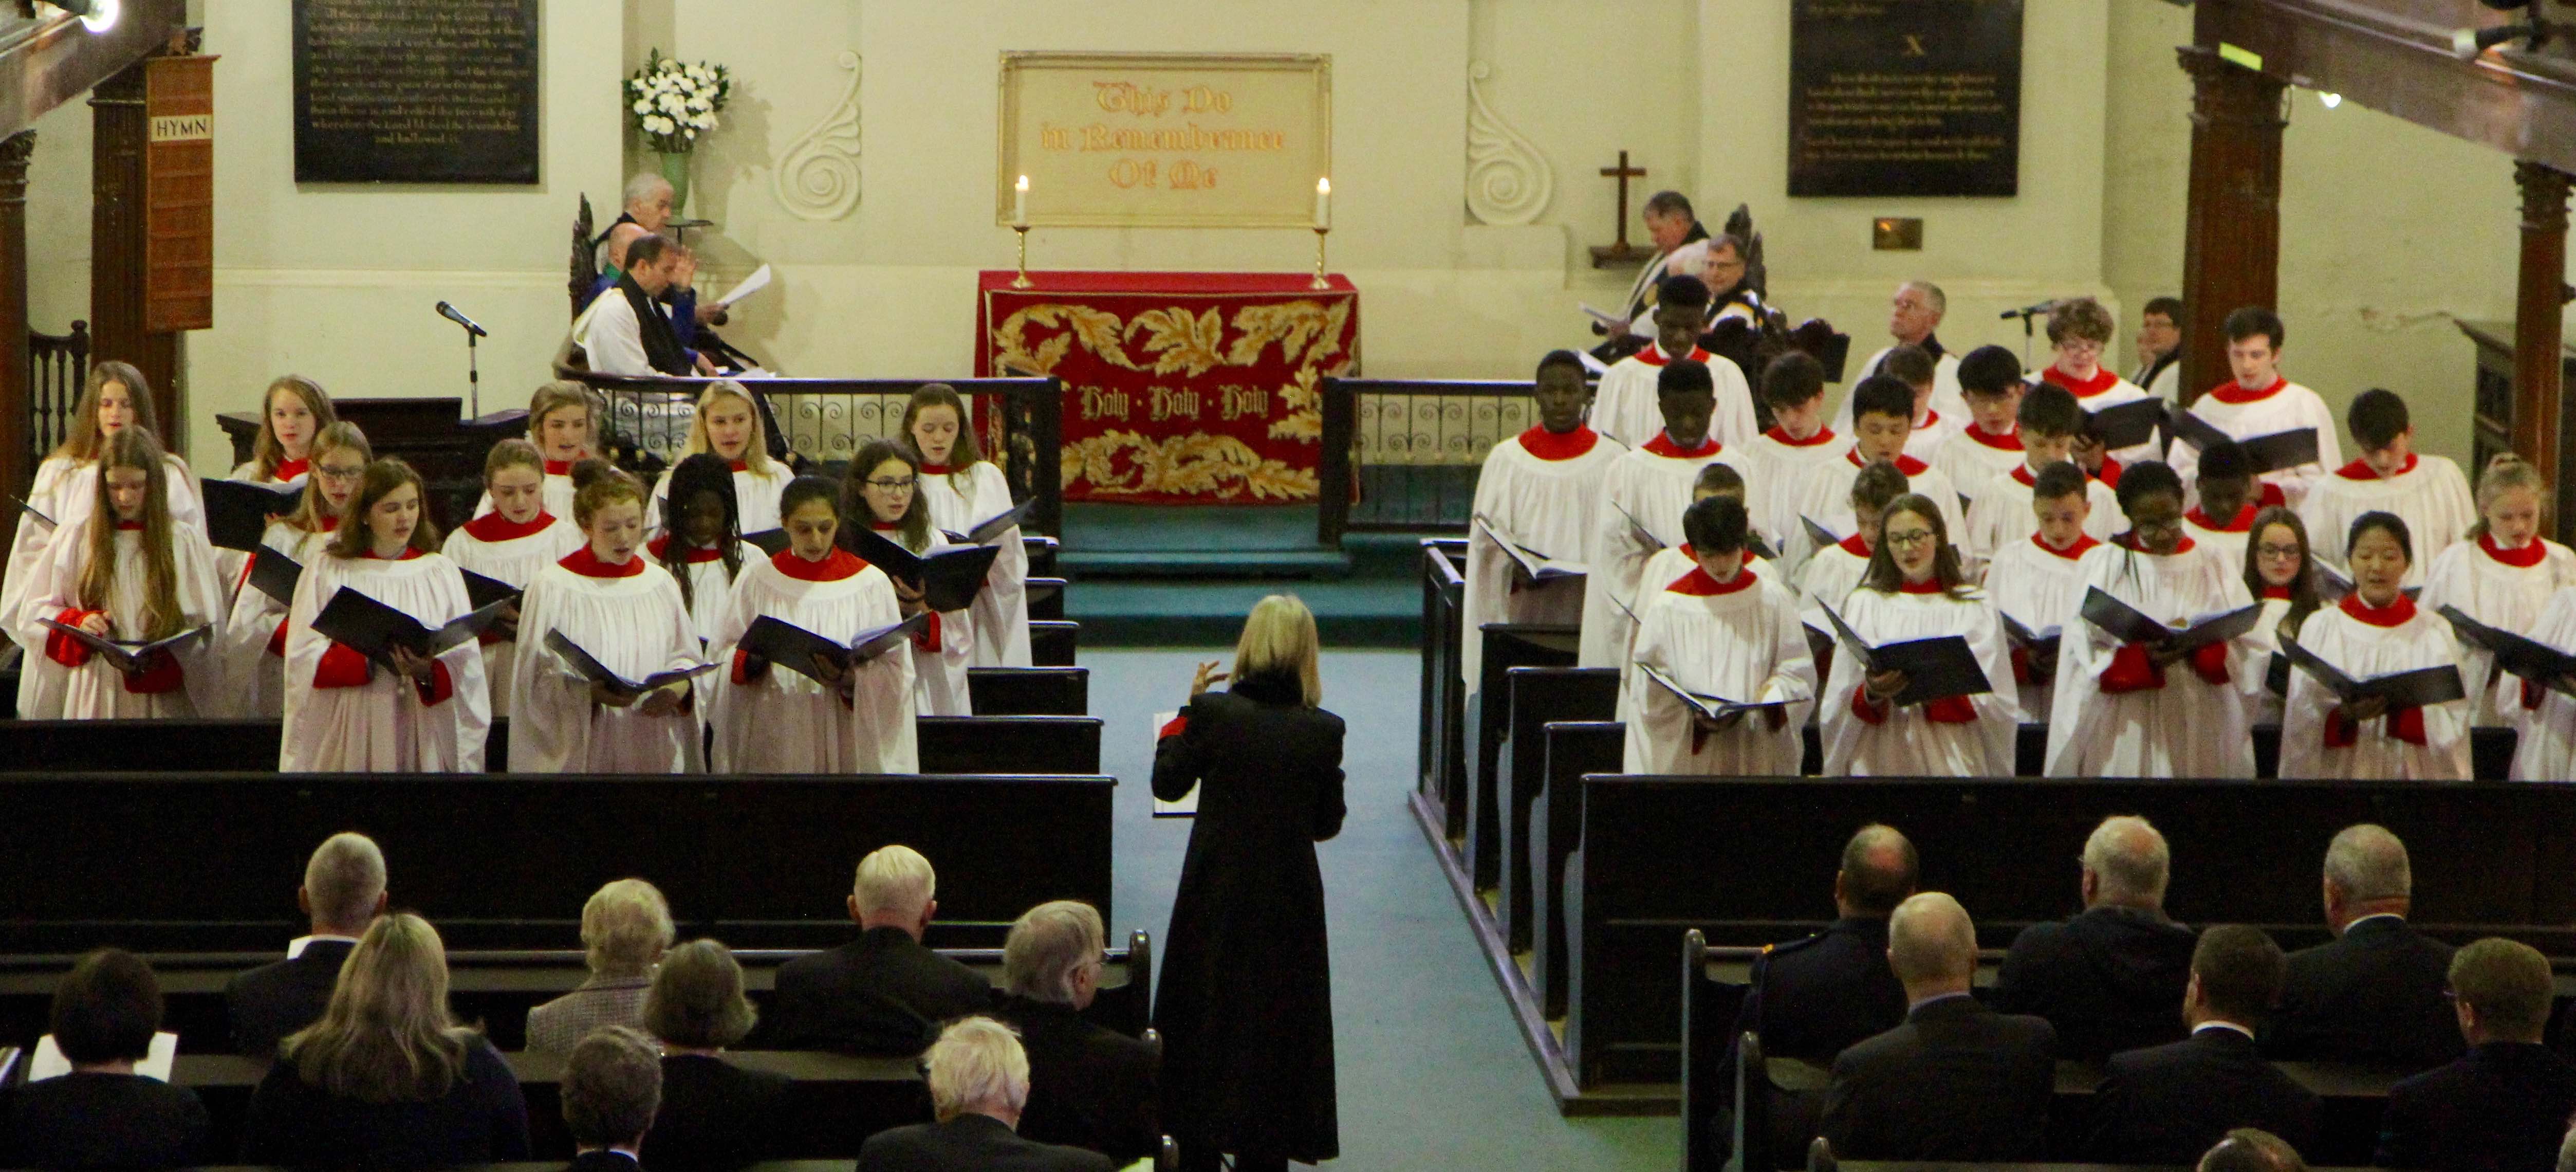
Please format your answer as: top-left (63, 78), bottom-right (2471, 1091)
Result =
top-left (1868, 344), bottom-right (1959, 464)
top-left (1819, 493), bottom-right (2019, 777)
top-left (1794, 462), bottom-right (1910, 627)
top-left (705, 478), bottom-right (920, 774)
top-left (907, 385), bottom-right (1032, 668)
top-left (2419, 454), bottom-right (2576, 726)
top-left (19, 430), bottom-right (228, 719)
top-left (281, 461), bottom-right (492, 773)
top-left (1737, 352), bottom-right (1856, 581)
top-left (1578, 360), bottom-right (1746, 668)
top-left (472, 382), bottom-right (597, 520)
top-left (1834, 281), bottom-right (1968, 431)
top-left (2166, 308), bottom-right (2341, 510)
top-left (650, 452), bottom-right (755, 647)
top-left (2508, 585), bottom-right (2576, 781)
top-left (1960, 386), bottom-right (2122, 565)
top-left (844, 439), bottom-right (976, 718)
top-left (2031, 298), bottom-right (2160, 477)
top-left (2280, 514), bottom-right (2471, 780)
top-left (2297, 391), bottom-right (2475, 590)
top-left (2240, 508), bottom-right (2328, 727)
top-left (220, 422), bottom-right (370, 719)
top-left (1929, 346), bottom-right (2036, 502)
top-left (1791, 377), bottom-right (1966, 566)
top-left (647, 380), bottom-right (792, 536)
top-left (444, 440), bottom-right (583, 719)
top-left (1618, 466), bottom-right (1763, 693)
top-left (507, 475), bottom-right (704, 774)
top-left (1981, 463), bottom-right (2102, 725)
top-left (2044, 463), bottom-right (2258, 778)
top-left (1622, 498), bottom-right (1814, 775)
top-left (2180, 440), bottom-right (2262, 572)
top-left (217, 375), bottom-right (333, 591)
top-left (1461, 352), bottom-right (1626, 699)
top-left (1590, 277), bottom-right (1756, 450)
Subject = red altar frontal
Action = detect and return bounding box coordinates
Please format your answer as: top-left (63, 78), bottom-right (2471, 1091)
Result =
top-left (975, 270), bottom-right (1360, 505)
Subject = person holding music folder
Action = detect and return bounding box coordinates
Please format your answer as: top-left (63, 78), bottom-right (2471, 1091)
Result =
top-left (444, 441), bottom-right (585, 721)
top-left (19, 428), bottom-right (229, 720)
top-left (508, 471), bottom-right (707, 774)
top-left (2299, 390), bottom-right (2475, 590)
top-left (906, 383), bottom-right (1034, 668)
top-left (2239, 507), bottom-right (2328, 728)
top-left (1627, 462), bottom-right (1764, 695)
top-left (2045, 461), bottom-right (2259, 779)
top-left (1736, 351), bottom-right (1855, 581)
top-left (1459, 351), bottom-right (1623, 703)
top-left (649, 381), bottom-right (791, 537)
top-left (843, 438), bottom-right (979, 718)
top-left (2280, 512), bottom-right (2472, 780)
top-left (214, 374), bottom-right (337, 589)
top-left (1928, 344), bottom-right (2035, 501)
top-left (2033, 298), bottom-right (2158, 477)
top-left (1982, 462), bottom-right (2102, 725)
top-left (2167, 307), bottom-right (2341, 511)
top-left (1818, 491), bottom-right (2018, 777)
top-left (1579, 358), bottom-right (1749, 670)
top-left (222, 423), bottom-right (372, 719)
top-left (2182, 440), bottom-right (2263, 571)
top-left (1621, 496), bottom-right (1814, 776)
top-left (2420, 454), bottom-right (2576, 727)
top-left (651, 453), bottom-right (756, 649)
top-left (1795, 460), bottom-right (1910, 629)
top-left (704, 475), bottom-right (920, 774)
top-left (280, 459), bottom-right (494, 773)
top-left (2507, 585), bottom-right (2576, 780)
top-left (1790, 376), bottom-right (1966, 570)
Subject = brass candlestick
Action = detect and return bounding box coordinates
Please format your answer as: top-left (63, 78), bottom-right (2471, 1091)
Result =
top-left (1011, 225), bottom-right (1033, 289)
top-left (1310, 226), bottom-right (1330, 290)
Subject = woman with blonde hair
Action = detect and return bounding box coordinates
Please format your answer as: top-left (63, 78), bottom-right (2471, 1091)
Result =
top-left (446, 439), bottom-right (583, 718)
top-left (651, 380), bottom-right (791, 536)
top-left (223, 422), bottom-right (372, 718)
top-left (903, 384), bottom-right (1032, 666)
top-left (240, 913), bottom-right (529, 1165)
top-left (525, 879), bottom-right (674, 1054)
top-left (474, 380), bottom-right (599, 520)
top-left (18, 428), bottom-right (228, 719)
top-left (216, 374), bottom-right (337, 588)
top-left (1151, 594), bottom-right (1343, 1171)
top-left (2420, 453), bottom-right (2576, 726)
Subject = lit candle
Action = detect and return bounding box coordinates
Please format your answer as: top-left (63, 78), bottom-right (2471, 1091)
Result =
top-left (1013, 174), bottom-right (1029, 228)
top-left (1314, 177), bottom-right (1330, 231)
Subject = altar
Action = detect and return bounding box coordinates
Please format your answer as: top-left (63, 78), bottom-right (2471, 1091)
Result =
top-left (975, 270), bottom-right (1360, 506)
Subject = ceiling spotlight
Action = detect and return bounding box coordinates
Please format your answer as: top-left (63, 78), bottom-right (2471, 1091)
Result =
top-left (2318, 91), bottom-right (2342, 108)
top-left (39, 0), bottom-right (119, 32)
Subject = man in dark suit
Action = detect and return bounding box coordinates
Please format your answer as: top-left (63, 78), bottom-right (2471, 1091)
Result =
top-left (857, 1017), bottom-right (1114, 1172)
top-left (1818, 892), bottom-right (2057, 1161)
top-left (2088, 925), bottom-right (2321, 1163)
top-left (1993, 814), bottom-right (2199, 1060)
top-left (2376, 938), bottom-right (2576, 1169)
top-left (561, 1026), bottom-right (660, 1171)
top-left (225, 832), bottom-right (387, 1057)
top-left (769, 845), bottom-right (991, 1056)
top-left (989, 901), bottom-right (1157, 1164)
top-left (1738, 823), bottom-right (1917, 1063)
top-left (2266, 823), bottom-right (2462, 1071)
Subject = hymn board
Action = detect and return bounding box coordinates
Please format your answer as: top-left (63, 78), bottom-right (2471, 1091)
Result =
top-left (291, 0), bottom-right (541, 184)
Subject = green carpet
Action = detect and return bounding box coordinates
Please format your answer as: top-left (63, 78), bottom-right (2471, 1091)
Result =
top-left (1063, 523), bottom-right (1440, 648)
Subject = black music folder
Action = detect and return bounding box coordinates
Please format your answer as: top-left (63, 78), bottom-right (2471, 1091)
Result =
top-left (1634, 662), bottom-right (1800, 723)
top-left (1801, 515), bottom-right (1842, 551)
top-left (941, 497), bottom-right (1037, 545)
top-left (1818, 603), bottom-right (1993, 707)
top-left (737, 611), bottom-right (930, 685)
top-left (247, 544), bottom-right (305, 607)
top-left (2281, 638), bottom-right (2468, 709)
top-left (2084, 397), bottom-right (2167, 451)
top-left (32, 620), bottom-right (209, 675)
top-left (2078, 589), bottom-right (2263, 654)
top-left (740, 528), bottom-right (791, 557)
top-left (2168, 412), bottom-right (2321, 473)
top-left (1999, 612), bottom-right (2063, 661)
top-left (2439, 605), bottom-right (2576, 698)
top-left (1476, 516), bottom-right (1584, 585)
top-left (844, 528), bottom-right (1003, 613)
top-left (310, 588), bottom-right (511, 668)
top-left (458, 568), bottom-right (521, 612)
top-left (540, 630), bottom-right (716, 698)
top-left (201, 479), bottom-right (306, 552)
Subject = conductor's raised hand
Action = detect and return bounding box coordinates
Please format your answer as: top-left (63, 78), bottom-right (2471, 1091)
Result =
top-left (1189, 660), bottom-right (1229, 701)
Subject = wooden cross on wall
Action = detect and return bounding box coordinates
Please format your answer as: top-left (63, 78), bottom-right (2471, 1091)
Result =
top-left (1590, 150), bottom-right (1653, 269)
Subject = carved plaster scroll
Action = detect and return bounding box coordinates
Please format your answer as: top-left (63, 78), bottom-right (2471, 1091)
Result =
top-left (1464, 60), bottom-right (1550, 226)
top-left (772, 51), bottom-right (862, 223)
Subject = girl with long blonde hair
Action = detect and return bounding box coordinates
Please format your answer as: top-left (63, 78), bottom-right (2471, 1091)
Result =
top-left (444, 439), bottom-right (583, 719)
top-left (2420, 452), bottom-right (2576, 726)
top-left (903, 384), bottom-right (1032, 666)
top-left (473, 381), bottom-right (599, 521)
top-left (651, 380), bottom-right (790, 535)
top-left (232, 374), bottom-right (337, 485)
top-left (220, 422), bottom-right (373, 718)
top-left (20, 428), bottom-right (228, 719)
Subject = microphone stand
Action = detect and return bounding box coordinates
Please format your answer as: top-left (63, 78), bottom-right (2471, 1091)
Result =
top-left (466, 328), bottom-right (479, 418)
top-left (2000, 305), bottom-right (2044, 367)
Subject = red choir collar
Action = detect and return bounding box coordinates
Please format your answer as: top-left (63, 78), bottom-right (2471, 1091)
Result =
top-left (462, 510), bottom-right (559, 542)
top-left (1517, 425), bottom-right (1602, 461)
top-left (1636, 343), bottom-right (1712, 368)
top-left (1764, 425), bottom-right (1838, 448)
top-left (1837, 533), bottom-right (1871, 558)
top-left (2035, 532), bottom-right (2100, 560)
top-left (2480, 532), bottom-right (2548, 568)
top-left (543, 459), bottom-right (574, 476)
top-left (1670, 565), bottom-right (1758, 596)
top-left (1845, 450), bottom-right (1928, 475)
top-left (1915, 410), bottom-right (1941, 431)
top-left (728, 458), bottom-right (750, 472)
top-left (2044, 365), bottom-right (2118, 398)
top-left (2336, 454), bottom-right (2416, 481)
top-left (1676, 542), bottom-right (1696, 560)
top-left (113, 520), bottom-right (143, 531)
top-left (869, 520), bottom-right (902, 532)
top-left (2262, 584), bottom-right (2295, 600)
top-left (1963, 423), bottom-right (2023, 451)
top-left (1896, 576), bottom-right (1946, 595)
top-left (561, 546), bottom-right (646, 578)
top-left (919, 462), bottom-right (956, 475)
top-left (2186, 503), bottom-right (2258, 533)
top-left (273, 457), bottom-right (309, 481)
top-left (2010, 465), bottom-right (2038, 488)
top-left (314, 517), bottom-right (340, 533)
top-left (361, 545), bottom-right (425, 561)
top-left (2206, 377), bottom-right (2287, 406)
top-left (646, 534), bottom-right (725, 564)
top-left (1643, 432), bottom-right (1721, 459)
top-left (2340, 592), bottom-right (2418, 627)
top-left (2114, 532), bottom-right (2198, 555)
top-left (772, 546), bottom-right (866, 582)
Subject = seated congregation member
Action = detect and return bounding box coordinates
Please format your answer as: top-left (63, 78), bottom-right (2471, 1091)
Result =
top-left (1961, 381), bottom-right (2124, 564)
top-left (2087, 926), bottom-right (2320, 1164)
top-left (1737, 825), bottom-right (1915, 1063)
top-left (574, 231), bottom-right (718, 376)
top-left (1818, 892), bottom-right (2056, 1162)
top-left (1793, 460), bottom-right (1907, 624)
top-left (509, 470), bottom-right (707, 773)
top-left (771, 846), bottom-right (990, 1055)
top-left (650, 381), bottom-right (790, 535)
top-left (1594, 276), bottom-right (1752, 450)
top-left (856, 1017), bottom-right (1115, 1172)
top-left (475, 381), bottom-right (601, 521)
top-left (2035, 297), bottom-right (2157, 475)
top-left (2204, 1129), bottom-right (2309, 1172)
top-left (1928, 344), bottom-right (2034, 500)
top-left (1994, 816), bottom-right (2198, 1059)
top-left (527, 880), bottom-right (674, 1055)
top-left (1620, 496), bottom-right (1813, 776)
top-left (844, 438), bottom-right (975, 716)
top-left (2279, 512), bottom-right (2472, 780)
top-left (1460, 351), bottom-right (1624, 700)
top-left (705, 475), bottom-right (919, 774)
top-left (908, 383), bottom-right (1033, 667)
top-left (1579, 359), bottom-right (1747, 669)
top-left (2184, 440), bottom-right (2264, 570)
top-left (448, 439), bottom-right (585, 720)
top-left (1791, 376), bottom-right (1965, 566)
top-left (2512, 585), bottom-right (2576, 780)
top-left (1982, 462), bottom-right (2101, 724)
top-left (990, 901), bottom-right (1159, 1164)
top-left (1818, 492), bottom-right (2019, 777)
top-left (282, 459), bottom-right (493, 773)
top-left (2375, 939), bottom-right (2576, 1170)
top-left (1875, 344), bottom-right (1958, 463)
top-left (217, 374), bottom-right (336, 587)
top-left (2242, 507), bottom-right (2328, 726)
top-left (642, 941), bottom-right (789, 1172)
top-left (651, 453), bottom-right (754, 647)
top-left (1737, 351), bottom-right (1855, 580)
top-left (2169, 307), bottom-right (2342, 510)
top-left (2266, 825), bottom-right (2463, 1070)
top-left (20, 429), bottom-right (230, 719)
top-left (0, 949), bottom-right (207, 1170)
top-left (2045, 462), bottom-right (2258, 779)
top-left (228, 832), bottom-right (388, 1058)
top-left (2423, 454), bottom-right (2576, 726)
top-left (223, 422), bottom-right (371, 719)
top-left (560, 1026), bottom-right (662, 1172)
top-left (2303, 390), bottom-right (2475, 592)
top-left (241, 913), bottom-right (531, 1166)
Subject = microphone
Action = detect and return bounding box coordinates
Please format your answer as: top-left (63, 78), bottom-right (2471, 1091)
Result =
top-left (1999, 299), bottom-right (2060, 320)
top-left (436, 301), bottom-right (488, 338)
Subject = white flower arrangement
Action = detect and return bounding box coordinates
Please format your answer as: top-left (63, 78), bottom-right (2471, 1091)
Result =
top-left (625, 49), bottom-right (731, 154)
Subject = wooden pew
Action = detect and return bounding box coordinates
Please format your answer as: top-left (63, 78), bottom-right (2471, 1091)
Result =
top-left (1415, 540), bottom-right (1468, 845)
top-left (1498, 668), bottom-right (1620, 956)
top-left (1461, 625), bottom-right (1578, 884)
top-left (1530, 721), bottom-right (1623, 1022)
top-left (917, 716), bottom-right (1100, 775)
top-left (1032, 619), bottom-right (1079, 667)
top-left (967, 666), bottom-right (1088, 715)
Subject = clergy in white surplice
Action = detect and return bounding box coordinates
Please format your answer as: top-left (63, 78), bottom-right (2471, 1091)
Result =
top-left (2166, 307), bottom-right (2342, 511)
top-left (1818, 492), bottom-right (2020, 778)
top-left (2298, 390), bottom-right (2476, 590)
top-left (2419, 454), bottom-right (2576, 726)
top-left (2280, 515), bottom-right (2471, 781)
top-left (1589, 276), bottom-right (1757, 451)
top-left (1621, 497), bottom-right (1814, 776)
top-left (1737, 352), bottom-right (1856, 582)
top-left (1579, 359), bottom-right (1748, 669)
top-left (1982, 463), bottom-right (2103, 725)
top-left (1460, 352), bottom-right (1626, 701)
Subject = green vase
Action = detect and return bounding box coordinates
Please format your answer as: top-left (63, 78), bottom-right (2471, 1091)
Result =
top-left (657, 150), bottom-right (693, 215)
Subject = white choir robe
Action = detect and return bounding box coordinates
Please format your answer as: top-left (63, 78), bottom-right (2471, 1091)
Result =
top-left (1460, 427), bottom-right (1624, 697)
top-left (280, 550), bottom-right (493, 773)
top-left (2420, 535), bottom-right (2576, 726)
top-left (20, 525), bottom-right (229, 719)
top-left (2279, 596), bottom-right (2471, 780)
top-left (1621, 566), bottom-right (1815, 776)
top-left (2296, 455), bottom-right (2477, 589)
top-left (507, 553), bottom-right (706, 774)
top-left (1834, 345), bottom-right (1968, 433)
top-left (1931, 424), bottom-right (2031, 505)
top-left (705, 548), bottom-right (919, 774)
top-left (472, 462), bottom-right (581, 522)
top-left (865, 523), bottom-right (977, 718)
top-left (1577, 435), bottom-right (1745, 668)
top-left (2043, 538), bottom-right (2258, 779)
top-left (2166, 379), bottom-right (2343, 510)
top-left (1819, 582), bottom-right (2021, 777)
top-left (1899, 410), bottom-right (1959, 465)
top-left (1790, 452), bottom-right (1967, 568)
top-left (2181, 504), bottom-right (2258, 578)
top-left (1589, 343), bottom-right (1758, 451)
top-left (1737, 427), bottom-right (1857, 581)
top-left (2241, 592), bottom-right (2301, 727)
top-left (1961, 466), bottom-right (2122, 567)
top-left (649, 459), bottom-right (793, 538)
top-left (219, 520), bottom-right (333, 719)
top-left (2026, 367), bottom-right (2161, 470)
top-left (2509, 587), bottom-right (2576, 781)
top-left (3, 453), bottom-right (206, 718)
top-left (1614, 543), bottom-right (1771, 697)
top-left (217, 459), bottom-right (310, 601)
top-left (441, 511), bottom-right (584, 720)
top-left (918, 462), bottom-right (1031, 668)
top-left (646, 535), bottom-right (754, 648)
top-left (1982, 532), bottom-right (2099, 724)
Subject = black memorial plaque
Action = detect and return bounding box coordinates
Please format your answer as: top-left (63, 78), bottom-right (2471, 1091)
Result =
top-left (293, 0), bottom-right (541, 184)
top-left (1787, 0), bottom-right (2023, 198)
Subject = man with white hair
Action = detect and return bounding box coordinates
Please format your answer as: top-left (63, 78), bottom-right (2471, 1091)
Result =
top-left (1993, 815), bottom-right (2199, 1059)
top-left (855, 1017), bottom-right (1113, 1171)
top-left (1836, 280), bottom-right (1967, 431)
top-left (525, 878), bottom-right (674, 1054)
top-left (226, 832), bottom-right (387, 1057)
top-left (989, 901), bottom-right (1157, 1164)
top-left (771, 845), bottom-right (991, 1056)
top-left (2265, 824), bottom-right (2462, 1070)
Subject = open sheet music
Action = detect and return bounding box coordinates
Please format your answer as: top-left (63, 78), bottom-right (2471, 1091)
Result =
top-left (542, 630), bottom-right (716, 697)
top-left (737, 611), bottom-right (929, 685)
top-left (1999, 612), bottom-right (2062, 660)
top-left (1474, 515), bottom-right (1584, 585)
top-left (1634, 662), bottom-right (1799, 723)
top-left (32, 619), bottom-right (210, 675)
top-left (939, 498), bottom-right (1039, 546)
top-left (846, 528), bottom-right (1003, 613)
top-left (2438, 605), bottom-right (2576, 698)
top-left (2083, 397), bottom-right (2167, 451)
top-left (2167, 412), bottom-right (2321, 472)
top-left (2280, 638), bottom-right (2468, 708)
top-left (2078, 589), bottom-right (2263, 654)
top-left (310, 589), bottom-right (512, 667)
top-left (1818, 603), bottom-right (1992, 707)
top-left (202, 479), bottom-right (306, 552)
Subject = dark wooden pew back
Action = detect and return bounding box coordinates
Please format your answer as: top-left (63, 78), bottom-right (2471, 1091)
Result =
top-left (1499, 668), bottom-right (1620, 956)
top-left (1031, 620), bottom-right (1079, 666)
top-left (1417, 540), bottom-right (1467, 839)
top-left (966, 666), bottom-right (1087, 715)
top-left (1463, 625), bottom-right (1578, 883)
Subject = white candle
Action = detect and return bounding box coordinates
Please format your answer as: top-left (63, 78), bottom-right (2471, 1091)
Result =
top-left (1314, 177), bottom-right (1330, 231)
top-left (1013, 174), bottom-right (1029, 228)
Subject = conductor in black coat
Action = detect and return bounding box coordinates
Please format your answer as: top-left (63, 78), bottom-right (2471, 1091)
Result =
top-left (1151, 596), bottom-right (1347, 1172)
top-left (767, 845), bottom-right (991, 1056)
top-left (1993, 815), bottom-right (2198, 1060)
top-left (2264, 823), bottom-right (2462, 1071)
top-left (228, 831), bottom-right (389, 1058)
top-left (2375, 938), bottom-right (2576, 1170)
top-left (2087, 925), bottom-right (2320, 1163)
